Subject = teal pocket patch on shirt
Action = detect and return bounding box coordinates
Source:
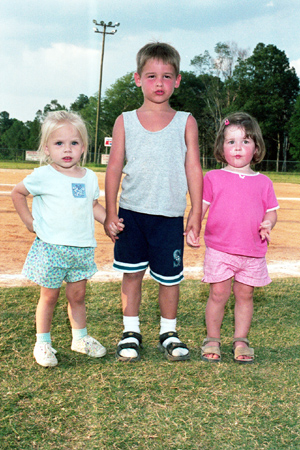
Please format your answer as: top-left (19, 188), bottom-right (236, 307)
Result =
top-left (72, 183), bottom-right (86, 198)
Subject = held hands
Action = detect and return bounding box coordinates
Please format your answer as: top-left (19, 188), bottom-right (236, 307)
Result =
top-left (104, 215), bottom-right (124, 243)
top-left (185, 229), bottom-right (200, 247)
top-left (110, 218), bottom-right (124, 236)
top-left (184, 209), bottom-right (201, 248)
top-left (259, 220), bottom-right (272, 243)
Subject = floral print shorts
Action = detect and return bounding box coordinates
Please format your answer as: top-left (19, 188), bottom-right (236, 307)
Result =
top-left (22, 237), bottom-right (97, 288)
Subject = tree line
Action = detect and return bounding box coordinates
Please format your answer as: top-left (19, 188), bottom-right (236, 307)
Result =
top-left (1, 42), bottom-right (300, 170)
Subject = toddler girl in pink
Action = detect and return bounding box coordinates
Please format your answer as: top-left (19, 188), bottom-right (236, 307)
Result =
top-left (201, 112), bottom-right (279, 364)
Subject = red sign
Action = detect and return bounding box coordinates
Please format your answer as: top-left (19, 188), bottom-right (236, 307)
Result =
top-left (104, 137), bottom-right (112, 147)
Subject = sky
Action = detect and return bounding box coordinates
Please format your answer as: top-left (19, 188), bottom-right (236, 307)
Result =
top-left (1, 0), bottom-right (300, 123)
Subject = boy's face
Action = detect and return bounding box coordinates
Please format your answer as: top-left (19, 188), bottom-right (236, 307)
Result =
top-left (134, 58), bottom-right (181, 104)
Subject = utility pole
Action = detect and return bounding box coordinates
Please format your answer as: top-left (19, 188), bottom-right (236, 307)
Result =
top-left (93, 20), bottom-right (120, 163)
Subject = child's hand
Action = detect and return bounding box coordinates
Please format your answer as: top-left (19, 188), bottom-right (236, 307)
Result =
top-left (185, 228), bottom-right (200, 248)
top-left (109, 218), bottom-right (124, 237)
top-left (27, 222), bottom-right (35, 234)
top-left (184, 209), bottom-right (201, 248)
top-left (259, 220), bottom-right (272, 243)
top-left (104, 215), bottom-right (124, 242)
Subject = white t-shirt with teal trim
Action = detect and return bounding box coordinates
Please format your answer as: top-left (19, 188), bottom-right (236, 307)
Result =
top-left (23, 165), bottom-right (100, 247)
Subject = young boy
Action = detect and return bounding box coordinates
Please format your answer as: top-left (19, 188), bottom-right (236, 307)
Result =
top-left (104, 42), bottom-right (203, 362)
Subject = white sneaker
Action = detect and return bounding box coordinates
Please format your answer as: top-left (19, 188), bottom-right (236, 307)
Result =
top-left (33, 343), bottom-right (58, 367)
top-left (71, 335), bottom-right (106, 358)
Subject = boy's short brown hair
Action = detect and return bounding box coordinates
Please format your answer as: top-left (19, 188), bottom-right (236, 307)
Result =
top-left (214, 112), bottom-right (266, 165)
top-left (136, 42), bottom-right (180, 76)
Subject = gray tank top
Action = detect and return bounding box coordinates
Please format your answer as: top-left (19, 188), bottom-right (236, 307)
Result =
top-left (119, 110), bottom-right (189, 217)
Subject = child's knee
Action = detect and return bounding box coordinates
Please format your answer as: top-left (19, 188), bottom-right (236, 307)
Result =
top-left (210, 280), bottom-right (231, 300)
top-left (209, 287), bottom-right (230, 305)
top-left (66, 283), bottom-right (86, 304)
top-left (123, 271), bottom-right (145, 284)
top-left (39, 288), bottom-right (60, 306)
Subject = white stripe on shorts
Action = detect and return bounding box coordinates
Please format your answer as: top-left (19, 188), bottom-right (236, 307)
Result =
top-left (150, 269), bottom-right (184, 286)
top-left (113, 259), bottom-right (149, 273)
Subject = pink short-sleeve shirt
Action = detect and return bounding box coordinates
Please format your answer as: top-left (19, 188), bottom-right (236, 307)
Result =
top-left (203, 170), bottom-right (279, 257)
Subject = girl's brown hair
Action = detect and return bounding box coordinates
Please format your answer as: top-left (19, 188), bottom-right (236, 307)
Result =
top-left (214, 112), bottom-right (266, 165)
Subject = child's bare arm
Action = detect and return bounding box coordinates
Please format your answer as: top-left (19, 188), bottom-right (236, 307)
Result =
top-left (93, 200), bottom-right (106, 224)
top-left (184, 115), bottom-right (203, 247)
top-left (186, 202), bottom-right (209, 247)
top-left (202, 202), bottom-right (209, 220)
top-left (94, 200), bottom-right (124, 237)
top-left (11, 182), bottom-right (34, 233)
top-left (104, 115), bottom-right (125, 242)
top-left (259, 210), bottom-right (277, 242)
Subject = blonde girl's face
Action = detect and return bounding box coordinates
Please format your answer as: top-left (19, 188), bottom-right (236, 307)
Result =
top-left (223, 125), bottom-right (257, 173)
top-left (45, 123), bottom-right (85, 174)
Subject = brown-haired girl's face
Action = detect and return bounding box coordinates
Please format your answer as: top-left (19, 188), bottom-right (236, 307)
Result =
top-left (223, 125), bottom-right (257, 172)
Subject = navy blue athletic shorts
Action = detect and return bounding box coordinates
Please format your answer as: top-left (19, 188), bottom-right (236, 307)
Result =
top-left (113, 207), bottom-right (184, 285)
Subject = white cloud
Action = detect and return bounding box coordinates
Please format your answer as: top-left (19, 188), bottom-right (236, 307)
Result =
top-left (290, 59), bottom-right (300, 78)
top-left (1, 0), bottom-right (300, 122)
top-left (0, 43), bottom-right (100, 120)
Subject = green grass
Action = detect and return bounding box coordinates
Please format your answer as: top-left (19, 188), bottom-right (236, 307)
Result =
top-left (203, 171), bottom-right (300, 184)
top-left (258, 172), bottom-right (300, 184)
top-left (0, 161), bottom-right (107, 172)
top-left (1, 279), bottom-right (299, 449)
top-left (0, 161), bottom-right (41, 170)
top-left (1, 161), bottom-right (300, 181)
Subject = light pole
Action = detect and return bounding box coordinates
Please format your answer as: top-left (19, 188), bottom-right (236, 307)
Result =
top-left (93, 20), bottom-right (120, 163)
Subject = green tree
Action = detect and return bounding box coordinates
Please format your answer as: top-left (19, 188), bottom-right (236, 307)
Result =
top-left (0, 119), bottom-right (29, 159)
top-left (26, 117), bottom-right (42, 151)
top-left (70, 94), bottom-right (90, 112)
top-left (85, 72), bottom-right (143, 160)
top-left (76, 95), bottom-right (97, 162)
top-left (190, 42), bottom-right (249, 128)
top-left (288, 94), bottom-right (300, 161)
top-left (101, 72), bottom-right (143, 132)
top-left (0, 111), bottom-right (14, 158)
top-left (229, 43), bottom-right (299, 169)
top-left (0, 111), bottom-right (13, 135)
top-left (43, 99), bottom-right (66, 115)
top-left (171, 71), bottom-right (215, 166)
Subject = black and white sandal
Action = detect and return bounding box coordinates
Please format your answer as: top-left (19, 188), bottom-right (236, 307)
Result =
top-left (116, 331), bottom-right (143, 362)
top-left (158, 331), bottom-right (190, 361)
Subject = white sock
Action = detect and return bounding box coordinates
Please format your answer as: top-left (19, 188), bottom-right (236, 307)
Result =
top-left (160, 316), bottom-right (188, 357)
top-left (160, 317), bottom-right (176, 335)
top-left (118, 316), bottom-right (140, 358)
top-left (123, 316), bottom-right (140, 334)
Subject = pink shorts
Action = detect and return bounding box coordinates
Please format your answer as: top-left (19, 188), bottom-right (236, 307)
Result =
top-left (202, 247), bottom-right (272, 287)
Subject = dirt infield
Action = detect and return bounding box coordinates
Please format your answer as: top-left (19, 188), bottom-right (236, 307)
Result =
top-left (0, 169), bottom-right (299, 286)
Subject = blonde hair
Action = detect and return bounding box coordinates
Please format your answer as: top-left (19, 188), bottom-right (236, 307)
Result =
top-left (38, 110), bottom-right (89, 165)
top-left (214, 112), bottom-right (266, 165)
top-left (136, 42), bottom-right (180, 76)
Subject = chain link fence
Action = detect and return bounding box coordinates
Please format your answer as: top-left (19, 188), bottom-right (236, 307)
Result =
top-left (201, 158), bottom-right (300, 172)
top-left (1, 148), bottom-right (300, 172)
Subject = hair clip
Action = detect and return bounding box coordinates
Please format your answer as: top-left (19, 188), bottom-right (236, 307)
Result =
top-left (224, 119), bottom-right (230, 126)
